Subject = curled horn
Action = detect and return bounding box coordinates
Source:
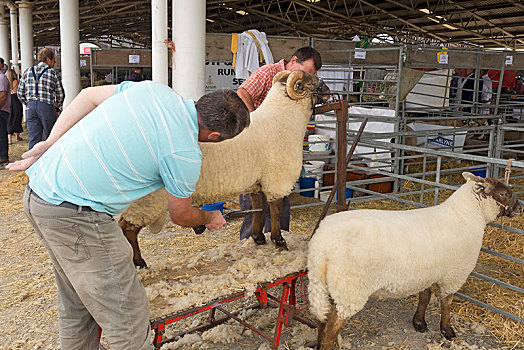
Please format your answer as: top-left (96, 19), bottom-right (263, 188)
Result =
top-left (286, 70), bottom-right (308, 100)
top-left (272, 70), bottom-right (292, 86)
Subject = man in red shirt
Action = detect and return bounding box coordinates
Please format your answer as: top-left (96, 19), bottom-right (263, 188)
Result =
top-left (236, 46), bottom-right (322, 240)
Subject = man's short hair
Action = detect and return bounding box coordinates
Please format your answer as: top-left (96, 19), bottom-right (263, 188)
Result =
top-left (0, 57), bottom-right (4, 64)
top-left (292, 46), bottom-right (322, 71)
top-left (196, 89), bottom-right (250, 141)
top-left (37, 48), bottom-right (55, 63)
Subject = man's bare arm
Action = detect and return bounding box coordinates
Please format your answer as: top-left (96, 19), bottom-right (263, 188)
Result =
top-left (237, 87), bottom-right (255, 112)
top-left (167, 194), bottom-right (226, 231)
top-left (7, 85), bottom-right (117, 171)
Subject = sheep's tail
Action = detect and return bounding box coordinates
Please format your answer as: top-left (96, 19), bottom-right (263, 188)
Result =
top-left (307, 242), bottom-right (332, 323)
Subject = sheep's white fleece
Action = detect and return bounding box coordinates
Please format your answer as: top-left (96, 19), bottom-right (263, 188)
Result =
top-left (307, 180), bottom-right (501, 322)
top-left (121, 78), bottom-right (314, 227)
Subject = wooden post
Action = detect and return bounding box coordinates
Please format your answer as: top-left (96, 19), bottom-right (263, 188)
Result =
top-left (335, 100), bottom-right (348, 209)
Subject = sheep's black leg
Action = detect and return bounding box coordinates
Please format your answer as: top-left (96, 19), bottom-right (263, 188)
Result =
top-left (268, 198), bottom-right (288, 250)
top-left (316, 321), bottom-right (326, 349)
top-left (250, 192), bottom-right (267, 245)
top-left (118, 217), bottom-right (148, 268)
top-left (320, 309), bottom-right (347, 350)
top-left (413, 287), bottom-right (431, 333)
top-left (440, 294), bottom-right (456, 340)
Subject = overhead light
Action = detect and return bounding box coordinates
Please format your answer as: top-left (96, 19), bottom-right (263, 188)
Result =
top-left (419, 8), bottom-right (431, 14)
top-left (206, 18), bottom-right (215, 22)
top-left (236, 10), bottom-right (248, 15)
top-left (428, 17), bottom-right (440, 23)
top-left (306, 0), bottom-right (321, 2)
top-left (442, 24), bottom-right (457, 30)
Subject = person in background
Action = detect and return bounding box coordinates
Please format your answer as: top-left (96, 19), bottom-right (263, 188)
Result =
top-left (7, 82), bottom-right (250, 349)
top-left (481, 69), bottom-right (493, 115)
top-left (236, 46), bottom-right (322, 240)
top-left (512, 77), bottom-right (524, 95)
top-left (17, 48), bottom-right (65, 150)
top-left (128, 67), bottom-right (144, 82)
top-left (454, 68), bottom-right (482, 115)
top-left (0, 57), bottom-right (11, 166)
top-left (5, 67), bottom-right (24, 144)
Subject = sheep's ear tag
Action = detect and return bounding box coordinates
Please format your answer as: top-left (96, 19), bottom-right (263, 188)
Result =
top-left (462, 171), bottom-right (483, 183)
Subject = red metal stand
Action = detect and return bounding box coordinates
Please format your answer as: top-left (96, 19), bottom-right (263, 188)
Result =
top-left (148, 270), bottom-right (314, 350)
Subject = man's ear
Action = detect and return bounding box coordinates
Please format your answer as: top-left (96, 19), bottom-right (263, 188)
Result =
top-left (207, 131), bottom-right (222, 142)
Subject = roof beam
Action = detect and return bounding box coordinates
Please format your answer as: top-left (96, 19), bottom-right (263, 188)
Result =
top-left (444, 0), bottom-right (524, 47)
top-left (357, 0), bottom-right (448, 43)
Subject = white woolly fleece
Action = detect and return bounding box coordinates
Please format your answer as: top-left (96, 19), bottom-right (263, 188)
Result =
top-left (307, 180), bottom-right (501, 322)
top-left (122, 80), bottom-right (315, 227)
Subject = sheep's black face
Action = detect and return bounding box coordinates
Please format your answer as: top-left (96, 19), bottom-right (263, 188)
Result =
top-left (312, 79), bottom-right (332, 105)
top-left (484, 178), bottom-right (522, 218)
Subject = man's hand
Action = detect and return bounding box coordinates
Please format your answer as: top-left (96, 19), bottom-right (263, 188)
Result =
top-left (205, 210), bottom-right (226, 231)
top-left (168, 194), bottom-right (226, 231)
top-left (6, 141), bottom-right (51, 171)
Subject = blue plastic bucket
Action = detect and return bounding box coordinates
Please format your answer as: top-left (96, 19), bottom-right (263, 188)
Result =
top-left (336, 188), bottom-right (353, 201)
top-left (470, 168), bottom-right (487, 178)
top-left (299, 177), bottom-right (316, 197)
top-left (201, 201), bottom-right (225, 213)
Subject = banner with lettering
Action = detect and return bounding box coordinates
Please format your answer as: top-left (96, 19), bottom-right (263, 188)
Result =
top-left (205, 61), bottom-right (245, 93)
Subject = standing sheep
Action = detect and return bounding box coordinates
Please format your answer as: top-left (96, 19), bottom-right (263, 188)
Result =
top-left (119, 70), bottom-right (321, 268)
top-left (308, 172), bottom-right (521, 350)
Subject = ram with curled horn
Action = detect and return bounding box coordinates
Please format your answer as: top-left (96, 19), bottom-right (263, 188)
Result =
top-left (119, 70), bottom-right (327, 268)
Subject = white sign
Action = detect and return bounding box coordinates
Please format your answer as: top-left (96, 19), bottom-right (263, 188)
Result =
top-left (505, 55), bottom-right (513, 66)
top-left (354, 49), bottom-right (366, 60)
top-left (438, 54), bottom-right (448, 64)
top-left (129, 55), bottom-right (140, 64)
top-left (80, 59), bottom-right (87, 67)
top-left (205, 61), bottom-right (245, 93)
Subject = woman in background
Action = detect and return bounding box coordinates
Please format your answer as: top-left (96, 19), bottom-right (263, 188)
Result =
top-left (5, 68), bottom-right (23, 144)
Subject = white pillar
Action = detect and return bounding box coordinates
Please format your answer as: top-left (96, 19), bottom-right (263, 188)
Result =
top-left (172, 0), bottom-right (206, 99)
top-left (59, 0), bottom-right (80, 107)
top-left (0, 5), bottom-right (9, 64)
top-left (9, 6), bottom-right (19, 73)
top-left (17, 1), bottom-right (33, 73)
top-left (151, 0), bottom-right (168, 84)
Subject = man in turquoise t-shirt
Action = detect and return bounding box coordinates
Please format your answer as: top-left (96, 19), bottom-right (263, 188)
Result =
top-left (7, 81), bottom-right (250, 350)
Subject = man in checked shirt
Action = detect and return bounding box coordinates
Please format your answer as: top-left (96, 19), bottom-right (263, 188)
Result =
top-left (236, 46), bottom-right (322, 240)
top-left (17, 48), bottom-right (65, 150)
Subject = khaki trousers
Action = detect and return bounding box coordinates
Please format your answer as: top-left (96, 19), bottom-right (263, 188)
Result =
top-left (23, 187), bottom-right (153, 350)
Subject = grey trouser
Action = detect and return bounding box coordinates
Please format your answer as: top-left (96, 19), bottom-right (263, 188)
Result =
top-left (239, 194), bottom-right (291, 240)
top-left (23, 187), bottom-right (153, 350)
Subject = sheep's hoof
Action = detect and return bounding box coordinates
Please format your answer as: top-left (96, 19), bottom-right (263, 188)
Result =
top-left (441, 326), bottom-right (456, 340)
top-left (304, 340), bottom-right (319, 349)
top-left (252, 234), bottom-right (267, 245)
top-left (412, 317), bottom-right (427, 333)
top-left (272, 237), bottom-right (288, 250)
top-left (134, 258), bottom-right (148, 269)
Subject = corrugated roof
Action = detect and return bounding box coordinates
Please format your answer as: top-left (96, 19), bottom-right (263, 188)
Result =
top-left (4, 0), bottom-right (524, 49)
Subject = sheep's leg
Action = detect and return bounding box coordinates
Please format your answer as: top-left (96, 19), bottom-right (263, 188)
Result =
top-left (440, 294), bottom-right (456, 340)
top-left (118, 217), bottom-right (148, 268)
top-left (250, 192), bottom-right (267, 245)
top-left (412, 287), bottom-right (432, 333)
top-left (320, 309), bottom-right (347, 350)
top-left (268, 198), bottom-right (288, 250)
top-left (316, 321), bottom-right (326, 349)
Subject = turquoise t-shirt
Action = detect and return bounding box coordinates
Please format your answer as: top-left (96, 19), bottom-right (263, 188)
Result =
top-left (26, 81), bottom-right (202, 215)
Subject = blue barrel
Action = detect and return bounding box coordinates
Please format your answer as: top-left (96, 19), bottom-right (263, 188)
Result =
top-left (299, 177), bottom-right (316, 197)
